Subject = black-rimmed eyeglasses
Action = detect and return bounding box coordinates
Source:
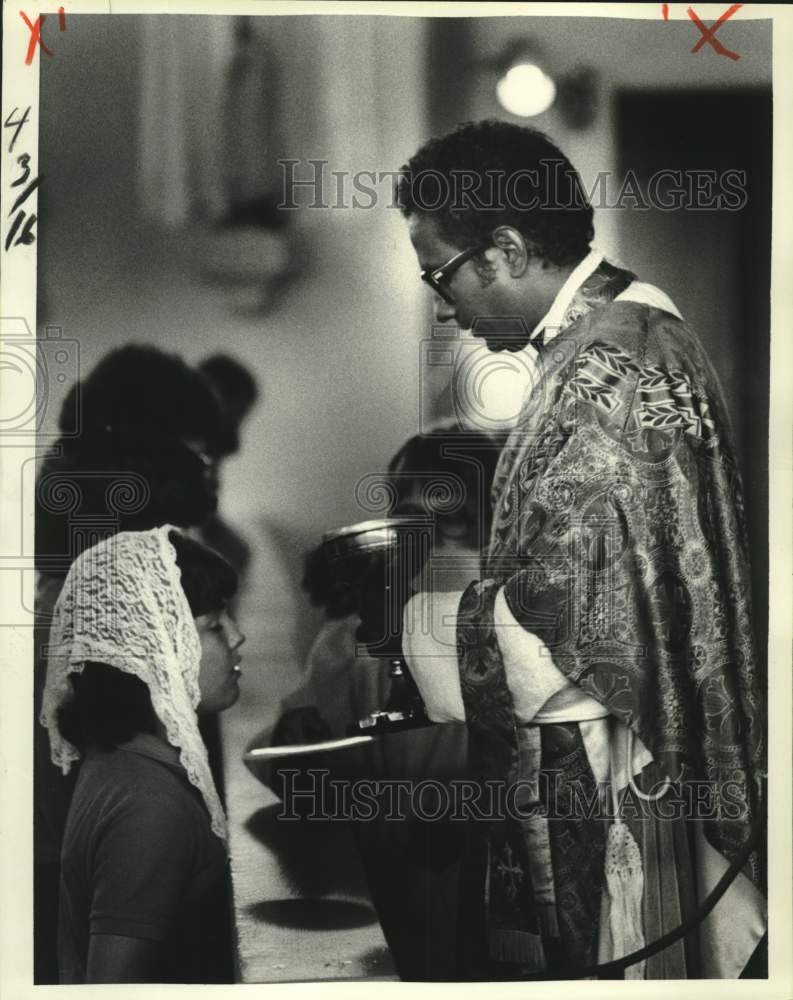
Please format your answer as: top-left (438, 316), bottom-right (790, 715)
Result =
top-left (420, 242), bottom-right (490, 305)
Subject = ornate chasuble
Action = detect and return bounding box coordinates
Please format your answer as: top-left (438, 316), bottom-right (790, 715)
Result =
top-left (455, 261), bottom-right (765, 972)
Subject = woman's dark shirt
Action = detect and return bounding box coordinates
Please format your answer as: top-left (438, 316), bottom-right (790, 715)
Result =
top-left (58, 733), bottom-right (232, 984)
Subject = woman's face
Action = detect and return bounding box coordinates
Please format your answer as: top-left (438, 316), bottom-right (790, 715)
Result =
top-left (182, 437), bottom-right (221, 509)
top-left (195, 607), bottom-right (245, 714)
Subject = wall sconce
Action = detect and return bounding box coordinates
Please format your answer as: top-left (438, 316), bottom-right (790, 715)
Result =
top-left (484, 41), bottom-right (598, 129)
top-left (497, 61), bottom-right (557, 118)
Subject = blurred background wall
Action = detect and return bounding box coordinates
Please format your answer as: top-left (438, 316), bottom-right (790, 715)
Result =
top-left (38, 12), bottom-right (772, 680)
top-left (38, 14), bottom-right (429, 679)
top-left (38, 14), bottom-right (428, 533)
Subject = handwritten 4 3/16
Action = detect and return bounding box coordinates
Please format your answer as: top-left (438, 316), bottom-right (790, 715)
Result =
top-left (4, 106), bottom-right (41, 252)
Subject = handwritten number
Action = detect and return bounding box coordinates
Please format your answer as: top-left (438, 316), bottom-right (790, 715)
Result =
top-left (12, 154), bottom-right (31, 187)
top-left (4, 156), bottom-right (40, 252)
top-left (4, 213), bottom-right (24, 250)
top-left (3, 109), bottom-right (40, 252)
top-left (3, 106), bottom-right (31, 154)
top-left (5, 211), bottom-right (37, 251)
top-left (17, 213), bottom-right (37, 246)
top-left (11, 174), bottom-right (42, 212)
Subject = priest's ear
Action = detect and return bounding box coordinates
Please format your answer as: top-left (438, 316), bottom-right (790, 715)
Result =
top-left (490, 226), bottom-right (532, 277)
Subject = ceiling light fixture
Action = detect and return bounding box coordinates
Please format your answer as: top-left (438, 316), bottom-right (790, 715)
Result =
top-left (496, 61), bottom-right (557, 118)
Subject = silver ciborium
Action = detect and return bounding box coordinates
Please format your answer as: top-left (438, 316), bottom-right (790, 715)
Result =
top-left (319, 516), bottom-right (434, 735)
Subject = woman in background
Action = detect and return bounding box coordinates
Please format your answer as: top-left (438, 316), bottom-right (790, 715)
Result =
top-left (196, 351), bottom-right (261, 586)
top-left (274, 426), bottom-right (504, 743)
top-left (41, 527), bottom-right (245, 983)
top-left (272, 426), bottom-right (505, 980)
top-left (37, 343), bottom-right (224, 573)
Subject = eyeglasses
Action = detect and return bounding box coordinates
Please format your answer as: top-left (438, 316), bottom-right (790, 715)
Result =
top-left (420, 241), bottom-right (490, 305)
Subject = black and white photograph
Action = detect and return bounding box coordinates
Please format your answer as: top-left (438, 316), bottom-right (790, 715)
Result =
top-left (0, 2), bottom-right (790, 993)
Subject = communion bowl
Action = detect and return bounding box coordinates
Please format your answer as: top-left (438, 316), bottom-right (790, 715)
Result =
top-left (320, 516), bottom-right (432, 565)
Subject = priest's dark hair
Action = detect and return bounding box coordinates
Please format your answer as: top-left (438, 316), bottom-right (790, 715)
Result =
top-left (396, 119), bottom-right (594, 267)
top-left (57, 531), bottom-right (237, 752)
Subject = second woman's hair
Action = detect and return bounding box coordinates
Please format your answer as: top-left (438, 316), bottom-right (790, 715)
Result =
top-left (37, 345), bottom-right (226, 577)
top-left (386, 426), bottom-right (505, 545)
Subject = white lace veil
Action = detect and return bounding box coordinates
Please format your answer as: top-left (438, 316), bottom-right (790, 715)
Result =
top-left (39, 525), bottom-right (227, 843)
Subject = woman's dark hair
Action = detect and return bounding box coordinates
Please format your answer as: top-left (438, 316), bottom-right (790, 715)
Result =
top-left (57, 531), bottom-right (238, 751)
top-left (59, 664), bottom-right (159, 750)
top-left (36, 345), bottom-right (226, 577)
top-left (302, 427), bottom-right (505, 619)
top-left (301, 544), bottom-right (359, 620)
top-left (59, 343), bottom-right (223, 445)
top-left (386, 425), bottom-right (505, 547)
top-left (35, 439), bottom-right (218, 577)
top-left (170, 530), bottom-right (238, 618)
top-left (396, 120), bottom-right (594, 267)
top-left (198, 353), bottom-right (259, 457)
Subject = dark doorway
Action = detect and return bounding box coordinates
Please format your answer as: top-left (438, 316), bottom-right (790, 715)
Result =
top-left (617, 89), bottom-right (771, 666)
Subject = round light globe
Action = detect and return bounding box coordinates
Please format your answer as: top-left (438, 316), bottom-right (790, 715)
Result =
top-left (496, 63), bottom-right (557, 118)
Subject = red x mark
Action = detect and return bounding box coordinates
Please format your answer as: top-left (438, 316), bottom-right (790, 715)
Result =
top-left (20, 11), bottom-right (53, 65)
top-left (688, 3), bottom-right (743, 61)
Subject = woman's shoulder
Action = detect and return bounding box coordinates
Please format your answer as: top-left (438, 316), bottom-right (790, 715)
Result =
top-left (76, 741), bottom-right (202, 825)
top-left (67, 746), bottom-right (218, 872)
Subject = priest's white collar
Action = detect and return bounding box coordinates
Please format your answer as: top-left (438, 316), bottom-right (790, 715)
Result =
top-left (531, 247), bottom-right (604, 345)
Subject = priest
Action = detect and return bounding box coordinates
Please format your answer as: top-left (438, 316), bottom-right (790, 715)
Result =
top-left (358, 120), bottom-right (766, 980)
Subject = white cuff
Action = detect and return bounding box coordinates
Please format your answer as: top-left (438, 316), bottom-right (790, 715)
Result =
top-left (403, 586), bottom-right (618, 727)
top-left (493, 588), bottom-right (571, 722)
top-left (494, 588), bottom-right (612, 726)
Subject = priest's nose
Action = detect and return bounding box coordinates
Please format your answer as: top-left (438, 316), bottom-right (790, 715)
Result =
top-left (433, 295), bottom-right (456, 324)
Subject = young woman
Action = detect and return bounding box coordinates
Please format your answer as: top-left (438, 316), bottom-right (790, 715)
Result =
top-left (40, 526), bottom-right (245, 984)
top-left (34, 344), bottom-right (228, 982)
top-left (270, 427), bottom-right (505, 980)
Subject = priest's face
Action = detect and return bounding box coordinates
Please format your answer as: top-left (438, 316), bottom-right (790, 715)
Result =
top-left (407, 211), bottom-right (531, 351)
